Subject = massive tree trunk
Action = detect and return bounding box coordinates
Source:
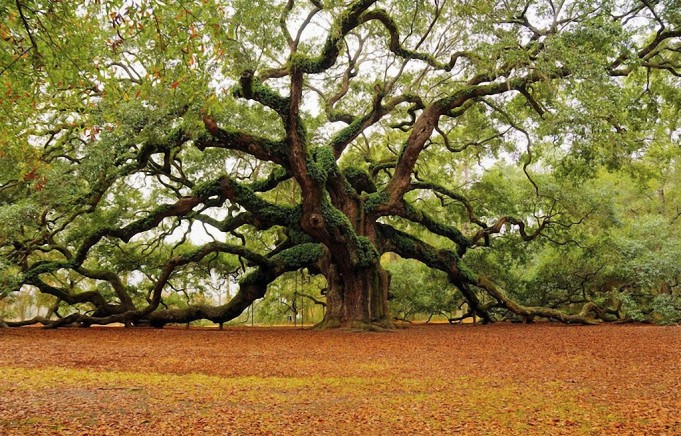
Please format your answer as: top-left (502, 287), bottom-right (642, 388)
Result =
top-left (318, 261), bottom-right (391, 329)
top-left (311, 191), bottom-right (393, 329)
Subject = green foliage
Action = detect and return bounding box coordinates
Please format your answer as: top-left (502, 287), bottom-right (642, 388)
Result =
top-left (1, 0), bottom-right (679, 327)
top-left (385, 258), bottom-right (460, 320)
top-left (253, 271), bottom-right (326, 325)
top-left (465, 159), bottom-right (681, 324)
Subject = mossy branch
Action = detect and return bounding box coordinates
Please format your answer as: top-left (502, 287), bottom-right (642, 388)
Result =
top-left (198, 115), bottom-right (288, 166)
top-left (288, 0), bottom-right (378, 74)
top-left (376, 223), bottom-right (489, 322)
top-left (377, 223), bottom-right (602, 325)
top-left (393, 201), bottom-right (471, 251)
top-left (233, 70), bottom-right (291, 118)
top-left (408, 182), bottom-right (488, 230)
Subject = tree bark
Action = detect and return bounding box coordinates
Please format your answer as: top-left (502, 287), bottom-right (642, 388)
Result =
top-left (317, 261), bottom-right (391, 329)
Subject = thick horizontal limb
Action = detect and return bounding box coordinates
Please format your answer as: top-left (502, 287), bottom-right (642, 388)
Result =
top-left (197, 116), bottom-right (288, 166)
top-left (389, 201), bottom-right (471, 251)
top-left (377, 223), bottom-right (602, 325)
top-left (31, 243), bottom-right (326, 328)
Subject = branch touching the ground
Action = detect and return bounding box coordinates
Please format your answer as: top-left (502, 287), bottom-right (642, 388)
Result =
top-left (474, 276), bottom-right (603, 325)
top-left (377, 223), bottom-right (604, 325)
top-left (377, 223), bottom-right (490, 323)
top-left (16, 243), bottom-right (327, 329)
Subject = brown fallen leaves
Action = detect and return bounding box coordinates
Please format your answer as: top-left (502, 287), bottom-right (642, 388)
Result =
top-left (0, 323), bottom-right (680, 435)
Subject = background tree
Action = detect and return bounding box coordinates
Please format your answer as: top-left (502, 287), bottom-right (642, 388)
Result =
top-left (253, 270), bottom-right (327, 325)
top-left (0, 0), bottom-right (679, 328)
top-left (465, 158), bottom-right (681, 324)
top-left (386, 258), bottom-right (462, 322)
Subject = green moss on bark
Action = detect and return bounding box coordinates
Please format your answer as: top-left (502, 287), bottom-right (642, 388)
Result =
top-left (364, 192), bottom-right (389, 213)
top-left (192, 179), bottom-right (222, 198)
top-left (329, 117), bottom-right (365, 150)
top-left (307, 147), bottom-right (339, 183)
top-left (272, 243), bottom-right (325, 268)
top-left (355, 236), bottom-right (379, 268)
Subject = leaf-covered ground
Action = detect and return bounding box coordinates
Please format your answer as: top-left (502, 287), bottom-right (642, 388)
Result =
top-left (1, 323), bottom-right (679, 435)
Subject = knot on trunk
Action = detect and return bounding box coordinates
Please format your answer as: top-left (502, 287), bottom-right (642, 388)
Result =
top-left (308, 213), bottom-right (324, 229)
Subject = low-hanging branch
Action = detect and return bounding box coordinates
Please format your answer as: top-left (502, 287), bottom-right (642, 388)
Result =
top-left (376, 223), bottom-right (604, 325)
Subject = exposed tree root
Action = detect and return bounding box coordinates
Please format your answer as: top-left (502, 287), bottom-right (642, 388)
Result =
top-left (392, 316), bottom-right (413, 324)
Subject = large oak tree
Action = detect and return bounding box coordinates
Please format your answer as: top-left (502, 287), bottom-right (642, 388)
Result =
top-left (1, 0), bottom-right (679, 328)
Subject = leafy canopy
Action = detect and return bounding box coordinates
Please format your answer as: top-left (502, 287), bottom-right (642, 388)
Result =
top-left (1, 0), bottom-right (679, 327)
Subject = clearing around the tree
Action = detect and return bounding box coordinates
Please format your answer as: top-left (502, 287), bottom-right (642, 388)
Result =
top-left (1, 324), bottom-right (679, 434)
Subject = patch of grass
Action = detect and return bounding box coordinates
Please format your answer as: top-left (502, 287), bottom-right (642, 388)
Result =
top-left (0, 366), bottom-right (622, 435)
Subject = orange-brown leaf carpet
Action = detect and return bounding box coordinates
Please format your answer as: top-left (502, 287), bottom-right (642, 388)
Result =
top-left (1, 323), bottom-right (679, 435)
